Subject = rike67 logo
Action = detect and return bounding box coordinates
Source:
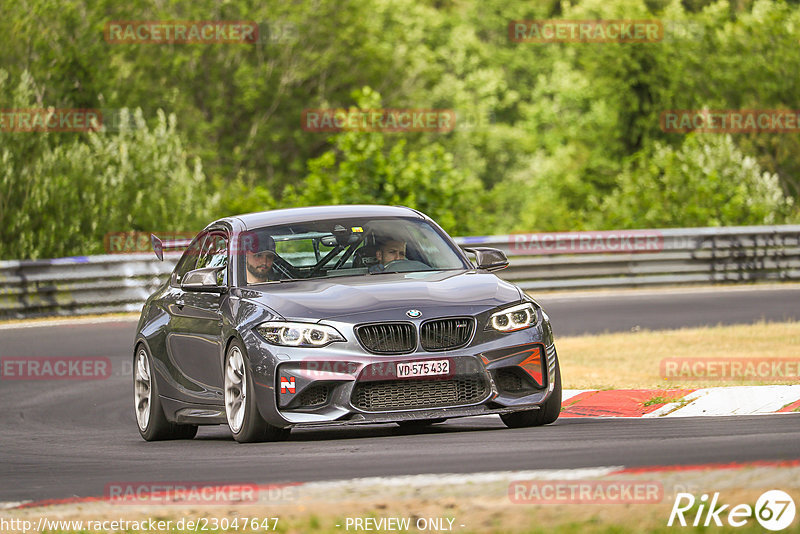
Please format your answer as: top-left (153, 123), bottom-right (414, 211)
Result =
top-left (668, 490), bottom-right (796, 531)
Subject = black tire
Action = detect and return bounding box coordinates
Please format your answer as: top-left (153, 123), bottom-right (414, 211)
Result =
top-left (396, 418), bottom-right (446, 428)
top-left (500, 355), bottom-right (562, 429)
top-left (134, 345), bottom-right (198, 441)
top-left (224, 340), bottom-right (290, 443)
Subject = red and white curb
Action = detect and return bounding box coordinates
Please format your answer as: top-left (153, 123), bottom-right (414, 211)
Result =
top-left (561, 386), bottom-right (800, 418)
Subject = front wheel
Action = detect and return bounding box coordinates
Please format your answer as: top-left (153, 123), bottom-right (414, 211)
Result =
top-left (501, 356), bottom-right (562, 429)
top-left (134, 345), bottom-right (198, 441)
top-left (224, 340), bottom-right (289, 443)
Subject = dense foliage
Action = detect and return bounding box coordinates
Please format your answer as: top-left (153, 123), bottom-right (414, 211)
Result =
top-left (1, 0), bottom-right (798, 259)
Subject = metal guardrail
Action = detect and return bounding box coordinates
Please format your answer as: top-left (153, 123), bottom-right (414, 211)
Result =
top-left (0, 254), bottom-right (181, 319)
top-left (454, 225), bottom-right (800, 291)
top-left (1, 225), bottom-right (799, 319)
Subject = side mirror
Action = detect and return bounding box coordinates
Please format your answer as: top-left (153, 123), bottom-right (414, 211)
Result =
top-left (181, 266), bottom-right (227, 293)
top-left (462, 247), bottom-right (509, 272)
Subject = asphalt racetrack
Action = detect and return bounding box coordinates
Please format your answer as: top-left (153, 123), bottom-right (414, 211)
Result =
top-left (1, 286), bottom-right (799, 503)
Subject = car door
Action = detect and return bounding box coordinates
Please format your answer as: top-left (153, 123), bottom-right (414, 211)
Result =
top-left (165, 230), bottom-right (229, 404)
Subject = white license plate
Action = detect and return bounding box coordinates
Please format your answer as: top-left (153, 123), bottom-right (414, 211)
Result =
top-left (396, 359), bottom-right (450, 378)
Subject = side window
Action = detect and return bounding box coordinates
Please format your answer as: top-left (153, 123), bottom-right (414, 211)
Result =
top-left (195, 232), bottom-right (228, 286)
top-left (170, 232), bottom-right (205, 287)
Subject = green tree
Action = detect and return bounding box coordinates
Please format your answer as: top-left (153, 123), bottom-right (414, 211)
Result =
top-left (284, 88), bottom-right (486, 236)
top-left (2, 0), bottom-right (800, 255)
top-left (0, 70), bottom-right (210, 259)
top-left (597, 134), bottom-right (793, 229)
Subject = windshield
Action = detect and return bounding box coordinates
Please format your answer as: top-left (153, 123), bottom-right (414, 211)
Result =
top-left (239, 217), bottom-right (469, 285)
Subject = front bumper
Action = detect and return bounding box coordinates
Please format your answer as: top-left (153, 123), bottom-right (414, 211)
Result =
top-left (243, 322), bottom-right (559, 428)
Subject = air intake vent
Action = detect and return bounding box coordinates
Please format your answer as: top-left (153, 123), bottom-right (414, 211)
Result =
top-left (356, 323), bottom-right (416, 354)
top-left (494, 368), bottom-right (540, 394)
top-left (352, 376), bottom-right (487, 411)
top-left (495, 368), bottom-right (525, 392)
top-left (296, 385), bottom-right (330, 408)
top-left (420, 318), bottom-right (474, 351)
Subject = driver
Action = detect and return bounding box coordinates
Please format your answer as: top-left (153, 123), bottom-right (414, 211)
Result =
top-left (244, 234), bottom-right (278, 283)
top-left (370, 237), bottom-right (406, 272)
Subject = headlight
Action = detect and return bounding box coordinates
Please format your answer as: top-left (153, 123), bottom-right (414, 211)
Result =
top-left (256, 322), bottom-right (345, 347)
top-left (488, 303), bottom-right (537, 332)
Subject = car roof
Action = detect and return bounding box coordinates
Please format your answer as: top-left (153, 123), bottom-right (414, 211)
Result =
top-left (229, 205), bottom-right (424, 230)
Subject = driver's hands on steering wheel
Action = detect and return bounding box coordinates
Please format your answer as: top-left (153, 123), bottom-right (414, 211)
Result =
top-left (367, 262), bottom-right (385, 273)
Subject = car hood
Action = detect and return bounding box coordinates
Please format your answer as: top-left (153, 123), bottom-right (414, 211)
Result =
top-left (239, 270), bottom-right (522, 322)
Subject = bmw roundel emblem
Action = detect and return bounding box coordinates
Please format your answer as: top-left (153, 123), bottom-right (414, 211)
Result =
top-left (406, 309), bottom-right (422, 318)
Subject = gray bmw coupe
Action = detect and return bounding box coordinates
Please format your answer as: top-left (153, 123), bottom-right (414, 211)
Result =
top-left (134, 205), bottom-right (561, 442)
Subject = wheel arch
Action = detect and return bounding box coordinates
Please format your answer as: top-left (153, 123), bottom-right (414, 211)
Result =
top-left (222, 331), bottom-right (246, 371)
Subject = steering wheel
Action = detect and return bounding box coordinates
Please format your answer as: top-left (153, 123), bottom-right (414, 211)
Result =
top-left (382, 259), bottom-right (431, 273)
